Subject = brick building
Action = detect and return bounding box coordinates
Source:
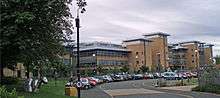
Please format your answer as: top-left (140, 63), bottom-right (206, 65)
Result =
top-left (123, 38), bottom-right (152, 72)
top-left (169, 41), bottom-right (214, 70)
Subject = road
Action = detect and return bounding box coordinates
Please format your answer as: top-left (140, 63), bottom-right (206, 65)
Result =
top-left (82, 79), bottom-right (220, 98)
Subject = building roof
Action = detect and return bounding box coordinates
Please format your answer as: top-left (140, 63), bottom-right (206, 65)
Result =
top-left (123, 38), bottom-right (152, 42)
top-left (172, 45), bottom-right (188, 50)
top-left (205, 44), bottom-right (214, 47)
top-left (72, 42), bottom-right (130, 52)
top-left (143, 32), bottom-right (170, 36)
top-left (74, 47), bottom-right (130, 52)
top-left (179, 41), bottom-right (205, 44)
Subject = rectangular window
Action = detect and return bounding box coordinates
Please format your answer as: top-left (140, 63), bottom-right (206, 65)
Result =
top-left (136, 61), bottom-right (139, 64)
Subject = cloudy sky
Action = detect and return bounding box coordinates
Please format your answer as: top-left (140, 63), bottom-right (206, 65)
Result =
top-left (70, 0), bottom-right (220, 56)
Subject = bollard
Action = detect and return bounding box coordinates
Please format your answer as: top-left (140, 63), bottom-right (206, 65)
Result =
top-left (65, 87), bottom-right (77, 96)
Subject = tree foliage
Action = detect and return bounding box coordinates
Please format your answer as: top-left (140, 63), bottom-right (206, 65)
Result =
top-left (0, 0), bottom-right (74, 77)
top-left (120, 66), bottom-right (129, 72)
top-left (140, 66), bottom-right (149, 73)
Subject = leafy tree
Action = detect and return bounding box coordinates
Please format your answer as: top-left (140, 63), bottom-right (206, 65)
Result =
top-left (140, 66), bottom-right (149, 73)
top-left (97, 66), bottom-right (103, 75)
top-left (215, 56), bottom-right (220, 64)
top-left (120, 66), bottom-right (129, 72)
top-left (1, 0), bottom-right (74, 79)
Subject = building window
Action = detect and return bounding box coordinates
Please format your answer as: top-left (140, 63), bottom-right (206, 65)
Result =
top-left (136, 52), bottom-right (139, 55)
top-left (142, 52), bottom-right (144, 55)
top-left (192, 55), bottom-right (194, 57)
top-left (136, 61), bottom-right (139, 64)
top-left (192, 60), bottom-right (194, 63)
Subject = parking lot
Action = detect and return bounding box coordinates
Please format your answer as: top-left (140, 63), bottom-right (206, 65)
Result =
top-left (81, 79), bottom-right (220, 98)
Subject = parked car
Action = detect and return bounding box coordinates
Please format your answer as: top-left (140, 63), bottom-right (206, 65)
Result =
top-left (102, 75), bottom-right (113, 82)
top-left (111, 74), bottom-right (124, 81)
top-left (162, 72), bottom-right (178, 80)
top-left (87, 78), bottom-right (97, 86)
top-left (133, 74), bottom-right (144, 80)
top-left (88, 77), bottom-right (102, 84)
top-left (190, 72), bottom-right (198, 78)
top-left (144, 73), bottom-right (154, 79)
top-left (73, 78), bottom-right (92, 90)
top-left (153, 72), bottom-right (162, 78)
top-left (176, 72), bottom-right (187, 79)
top-left (94, 76), bottom-right (105, 83)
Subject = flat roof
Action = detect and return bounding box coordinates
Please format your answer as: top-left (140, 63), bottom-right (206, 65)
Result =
top-left (205, 44), bottom-right (214, 46)
top-left (73, 47), bottom-right (130, 52)
top-left (172, 46), bottom-right (188, 50)
top-left (179, 41), bottom-right (205, 44)
top-left (143, 32), bottom-right (170, 36)
top-left (123, 38), bottom-right (152, 42)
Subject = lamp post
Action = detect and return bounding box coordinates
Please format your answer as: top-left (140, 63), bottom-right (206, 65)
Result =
top-left (195, 49), bottom-right (199, 86)
top-left (75, 1), bottom-right (86, 98)
top-left (156, 52), bottom-right (161, 87)
top-left (92, 53), bottom-right (97, 74)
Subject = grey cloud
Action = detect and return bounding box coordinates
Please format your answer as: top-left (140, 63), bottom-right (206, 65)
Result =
top-left (70, 0), bottom-right (220, 56)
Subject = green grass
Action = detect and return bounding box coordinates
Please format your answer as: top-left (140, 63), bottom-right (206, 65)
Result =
top-left (17, 80), bottom-right (76, 98)
top-left (3, 79), bottom-right (77, 98)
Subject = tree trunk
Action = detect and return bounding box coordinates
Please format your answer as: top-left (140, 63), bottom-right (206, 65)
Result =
top-left (24, 61), bottom-right (30, 79)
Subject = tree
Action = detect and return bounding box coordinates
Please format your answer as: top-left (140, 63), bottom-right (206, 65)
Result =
top-left (1, 0), bottom-right (73, 79)
top-left (140, 66), bottom-right (149, 73)
top-left (121, 66), bottom-right (129, 72)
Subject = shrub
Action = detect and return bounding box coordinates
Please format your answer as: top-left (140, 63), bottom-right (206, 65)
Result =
top-left (192, 84), bottom-right (220, 94)
top-left (0, 86), bottom-right (24, 98)
top-left (2, 77), bottom-right (19, 85)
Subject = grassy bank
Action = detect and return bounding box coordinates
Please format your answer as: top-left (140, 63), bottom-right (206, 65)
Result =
top-left (192, 84), bottom-right (220, 94)
top-left (4, 79), bottom-right (76, 98)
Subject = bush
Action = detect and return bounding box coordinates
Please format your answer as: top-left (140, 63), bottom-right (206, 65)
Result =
top-left (192, 84), bottom-right (220, 94)
top-left (0, 86), bottom-right (24, 98)
top-left (2, 77), bottom-right (19, 85)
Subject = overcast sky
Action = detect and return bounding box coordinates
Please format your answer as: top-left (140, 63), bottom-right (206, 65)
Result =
top-left (70, 0), bottom-right (220, 56)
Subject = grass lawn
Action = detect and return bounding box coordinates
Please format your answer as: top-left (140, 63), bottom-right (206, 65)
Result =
top-left (18, 80), bottom-right (76, 98)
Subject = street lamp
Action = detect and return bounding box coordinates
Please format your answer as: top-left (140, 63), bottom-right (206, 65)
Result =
top-left (156, 52), bottom-right (161, 87)
top-left (92, 53), bottom-right (97, 74)
top-left (75, 0), bottom-right (87, 98)
top-left (195, 49), bottom-right (199, 86)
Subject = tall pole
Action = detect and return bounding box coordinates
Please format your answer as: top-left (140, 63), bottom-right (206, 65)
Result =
top-left (76, 13), bottom-right (80, 98)
top-left (157, 53), bottom-right (161, 87)
top-left (143, 41), bottom-right (146, 68)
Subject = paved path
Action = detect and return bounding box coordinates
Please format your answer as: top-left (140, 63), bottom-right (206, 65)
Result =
top-left (82, 79), bottom-right (220, 98)
top-left (160, 85), bottom-right (198, 91)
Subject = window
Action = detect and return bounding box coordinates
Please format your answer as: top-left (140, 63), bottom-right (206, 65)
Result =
top-left (136, 61), bottom-right (139, 64)
top-left (192, 55), bottom-right (194, 57)
top-left (136, 52), bottom-right (139, 55)
top-left (192, 60), bottom-right (194, 63)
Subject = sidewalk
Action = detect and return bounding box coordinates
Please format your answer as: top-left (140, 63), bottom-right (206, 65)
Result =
top-left (160, 85), bottom-right (198, 91)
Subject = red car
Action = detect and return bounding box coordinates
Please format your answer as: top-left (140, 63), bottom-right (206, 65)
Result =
top-left (87, 78), bottom-right (97, 86)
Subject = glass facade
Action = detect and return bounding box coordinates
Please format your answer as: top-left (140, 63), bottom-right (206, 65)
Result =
top-left (75, 49), bottom-right (129, 67)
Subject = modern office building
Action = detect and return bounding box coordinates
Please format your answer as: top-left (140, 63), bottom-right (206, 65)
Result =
top-left (169, 41), bottom-right (214, 70)
top-left (73, 42), bottom-right (130, 71)
top-left (143, 32), bottom-right (170, 71)
top-left (123, 38), bottom-right (152, 72)
top-left (71, 33), bottom-right (214, 73)
top-left (123, 32), bottom-right (170, 72)
top-left (168, 45), bottom-right (188, 70)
